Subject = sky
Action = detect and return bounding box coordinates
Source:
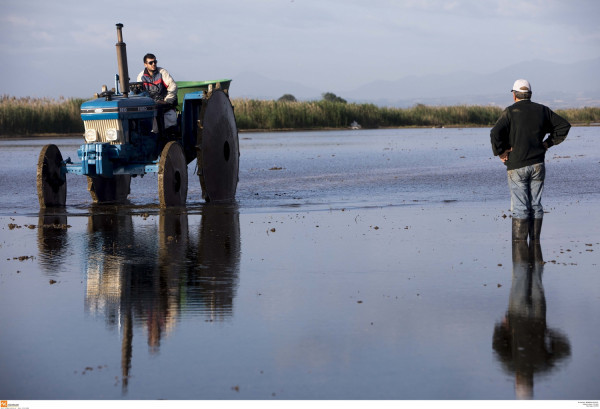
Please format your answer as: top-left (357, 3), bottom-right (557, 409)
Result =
top-left (2, 0), bottom-right (599, 99)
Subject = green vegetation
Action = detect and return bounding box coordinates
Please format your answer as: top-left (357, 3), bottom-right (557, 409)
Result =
top-left (231, 101), bottom-right (600, 130)
top-left (321, 92), bottom-right (347, 104)
top-left (0, 95), bottom-right (85, 136)
top-left (278, 94), bottom-right (297, 102)
top-left (556, 107), bottom-right (600, 124)
top-left (234, 99), bottom-right (505, 129)
top-left (1, 94), bottom-right (599, 136)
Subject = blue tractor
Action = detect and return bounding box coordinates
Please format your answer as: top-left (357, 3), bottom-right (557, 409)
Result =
top-left (37, 23), bottom-right (239, 207)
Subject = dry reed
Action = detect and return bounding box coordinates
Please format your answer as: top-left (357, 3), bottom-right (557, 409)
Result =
top-left (1, 95), bottom-right (598, 135)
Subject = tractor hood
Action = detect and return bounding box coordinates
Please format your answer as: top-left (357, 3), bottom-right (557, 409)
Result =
top-left (80, 94), bottom-right (156, 121)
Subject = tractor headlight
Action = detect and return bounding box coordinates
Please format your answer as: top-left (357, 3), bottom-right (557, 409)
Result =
top-left (105, 128), bottom-right (118, 141)
top-left (85, 128), bottom-right (97, 142)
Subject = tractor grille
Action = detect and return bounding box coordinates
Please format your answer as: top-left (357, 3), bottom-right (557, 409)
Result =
top-left (83, 119), bottom-right (126, 144)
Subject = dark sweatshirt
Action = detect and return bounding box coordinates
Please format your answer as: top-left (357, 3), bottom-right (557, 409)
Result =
top-left (490, 100), bottom-right (571, 171)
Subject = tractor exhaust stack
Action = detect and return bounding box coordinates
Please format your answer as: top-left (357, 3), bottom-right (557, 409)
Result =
top-left (115, 23), bottom-right (130, 97)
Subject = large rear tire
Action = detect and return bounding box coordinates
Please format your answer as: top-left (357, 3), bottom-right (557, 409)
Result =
top-left (159, 141), bottom-right (188, 207)
top-left (37, 144), bottom-right (66, 207)
top-left (197, 89), bottom-right (239, 202)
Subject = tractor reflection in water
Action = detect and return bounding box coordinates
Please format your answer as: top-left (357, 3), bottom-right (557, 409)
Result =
top-left (37, 206), bottom-right (241, 393)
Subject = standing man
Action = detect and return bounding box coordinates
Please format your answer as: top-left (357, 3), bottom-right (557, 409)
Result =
top-left (137, 53), bottom-right (178, 131)
top-left (490, 79), bottom-right (571, 242)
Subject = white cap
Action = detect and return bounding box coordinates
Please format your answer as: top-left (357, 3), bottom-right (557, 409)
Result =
top-left (512, 79), bottom-right (532, 93)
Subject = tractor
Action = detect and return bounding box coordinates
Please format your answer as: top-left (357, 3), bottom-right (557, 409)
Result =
top-left (37, 23), bottom-right (239, 207)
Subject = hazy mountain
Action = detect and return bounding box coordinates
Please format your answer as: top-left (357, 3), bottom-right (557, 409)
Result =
top-left (230, 57), bottom-right (600, 108)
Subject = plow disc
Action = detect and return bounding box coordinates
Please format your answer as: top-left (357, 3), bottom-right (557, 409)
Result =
top-left (197, 89), bottom-right (239, 202)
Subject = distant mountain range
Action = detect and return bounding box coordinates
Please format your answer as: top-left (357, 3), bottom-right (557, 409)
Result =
top-left (229, 57), bottom-right (600, 109)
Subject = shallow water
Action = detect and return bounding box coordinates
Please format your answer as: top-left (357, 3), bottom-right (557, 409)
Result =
top-left (0, 128), bottom-right (599, 400)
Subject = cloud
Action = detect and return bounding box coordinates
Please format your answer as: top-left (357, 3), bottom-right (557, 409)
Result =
top-left (1, 0), bottom-right (598, 98)
top-left (2, 14), bottom-right (36, 27)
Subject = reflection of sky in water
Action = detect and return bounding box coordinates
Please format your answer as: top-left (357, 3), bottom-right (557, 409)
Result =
top-left (0, 128), bottom-right (599, 399)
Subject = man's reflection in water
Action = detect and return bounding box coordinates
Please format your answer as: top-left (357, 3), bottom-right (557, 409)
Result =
top-left (493, 241), bottom-right (571, 399)
top-left (37, 205), bottom-right (240, 394)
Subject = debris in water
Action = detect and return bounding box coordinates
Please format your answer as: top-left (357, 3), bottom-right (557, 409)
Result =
top-left (15, 255), bottom-right (33, 261)
top-left (41, 224), bottom-right (71, 229)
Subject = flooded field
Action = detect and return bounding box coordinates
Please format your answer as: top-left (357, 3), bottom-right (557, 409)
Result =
top-left (1, 127), bottom-right (599, 400)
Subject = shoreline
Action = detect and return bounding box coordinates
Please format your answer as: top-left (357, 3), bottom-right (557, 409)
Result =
top-left (1, 122), bottom-right (598, 139)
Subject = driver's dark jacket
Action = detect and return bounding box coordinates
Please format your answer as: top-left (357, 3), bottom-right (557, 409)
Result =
top-left (490, 100), bottom-right (571, 171)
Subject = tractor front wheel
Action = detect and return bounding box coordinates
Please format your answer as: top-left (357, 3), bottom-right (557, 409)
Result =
top-left (37, 144), bottom-right (67, 208)
top-left (158, 141), bottom-right (188, 207)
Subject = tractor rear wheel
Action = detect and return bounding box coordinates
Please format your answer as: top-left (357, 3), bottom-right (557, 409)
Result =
top-left (158, 141), bottom-right (188, 207)
top-left (197, 89), bottom-right (239, 202)
top-left (37, 144), bottom-right (66, 207)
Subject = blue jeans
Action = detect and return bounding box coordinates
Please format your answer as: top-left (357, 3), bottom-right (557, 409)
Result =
top-left (507, 163), bottom-right (545, 219)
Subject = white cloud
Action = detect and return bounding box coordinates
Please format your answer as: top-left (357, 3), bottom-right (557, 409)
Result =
top-left (2, 14), bottom-right (36, 27)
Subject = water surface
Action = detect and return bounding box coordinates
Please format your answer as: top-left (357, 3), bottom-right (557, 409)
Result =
top-left (1, 127), bottom-right (598, 400)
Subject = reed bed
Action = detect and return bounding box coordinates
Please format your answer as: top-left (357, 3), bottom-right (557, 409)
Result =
top-left (232, 99), bottom-right (510, 129)
top-left (232, 99), bottom-right (600, 130)
top-left (0, 95), bottom-right (85, 136)
top-left (556, 107), bottom-right (600, 124)
top-left (1, 95), bottom-right (599, 136)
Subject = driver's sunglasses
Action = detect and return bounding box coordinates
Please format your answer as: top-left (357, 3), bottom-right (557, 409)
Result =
top-left (146, 60), bottom-right (157, 65)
